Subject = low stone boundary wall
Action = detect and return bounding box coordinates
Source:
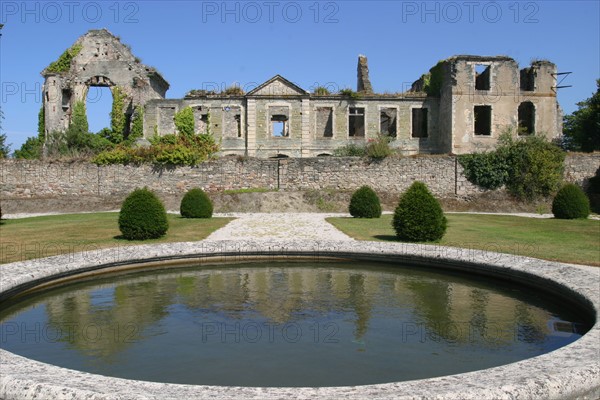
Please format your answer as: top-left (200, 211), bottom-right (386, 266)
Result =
top-left (1, 153), bottom-right (598, 203)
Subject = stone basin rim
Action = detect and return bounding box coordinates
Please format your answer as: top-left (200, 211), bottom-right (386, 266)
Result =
top-left (1, 240), bottom-right (599, 400)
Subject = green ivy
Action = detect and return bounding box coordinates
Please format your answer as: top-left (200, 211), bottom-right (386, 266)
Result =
top-left (45, 44), bottom-right (82, 73)
top-left (174, 106), bottom-right (195, 138)
top-left (37, 105), bottom-right (45, 139)
top-left (129, 106), bottom-right (144, 141)
top-left (109, 86), bottom-right (127, 143)
top-left (423, 60), bottom-right (445, 97)
top-left (93, 130), bottom-right (219, 166)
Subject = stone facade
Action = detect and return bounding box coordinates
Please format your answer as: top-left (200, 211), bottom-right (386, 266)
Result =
top-left (1, 154), bottom-right (598, 202)
top-left (40, 30), bottom-right (562, 158)
top-left (144, 56), bottom-right (561, 157)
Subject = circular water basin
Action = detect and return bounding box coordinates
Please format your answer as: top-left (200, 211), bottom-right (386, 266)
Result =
top-left (0, 259), bottom-right (590, 387)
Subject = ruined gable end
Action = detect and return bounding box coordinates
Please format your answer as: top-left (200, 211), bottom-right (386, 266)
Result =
top-left (41, 29), bottom-right (170, 143)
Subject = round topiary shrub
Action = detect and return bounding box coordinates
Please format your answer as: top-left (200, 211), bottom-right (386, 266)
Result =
top-left (349, 185), bottom-right (382, 218)
top-left (552, 183), bottom-right (590, 219)
top-left (392, 181), bottom-right (447, 242)
top-left (119, 188), bottom-right (169, 240)
top-left (180, 188), bottom-right (213, 218)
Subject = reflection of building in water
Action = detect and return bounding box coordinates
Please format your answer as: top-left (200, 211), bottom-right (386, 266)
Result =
top-left (45, 279), bottom-right (178, 360)
top-left (43, 266), bottom-right (562, 359)
top-left (397, 278), bottom-right (553, 345)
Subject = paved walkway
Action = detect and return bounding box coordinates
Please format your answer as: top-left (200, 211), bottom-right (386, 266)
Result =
top-left (207, 213), bottom-right (354, 241)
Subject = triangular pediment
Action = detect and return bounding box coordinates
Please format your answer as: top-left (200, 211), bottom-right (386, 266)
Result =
top-left (248, 75), bottom-right (309, 96)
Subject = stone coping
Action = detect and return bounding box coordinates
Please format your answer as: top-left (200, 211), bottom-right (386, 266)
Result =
top-left (1, 240), bottom-right (599, 400)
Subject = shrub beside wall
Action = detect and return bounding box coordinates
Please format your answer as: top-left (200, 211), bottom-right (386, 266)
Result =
top-left (349, 186), bottom-right (382, 218)
top-left (392, 181), bottom-right (447, 242)
top-left (119, 188), bottom-right (169, 240)
top-left (552, 184), bottom-right (590, 219)
top-left (180, 188), bottom-right (213, 218)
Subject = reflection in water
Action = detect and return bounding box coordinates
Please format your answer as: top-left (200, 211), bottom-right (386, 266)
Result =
top-left (0, 261), bottom-right (589, 387)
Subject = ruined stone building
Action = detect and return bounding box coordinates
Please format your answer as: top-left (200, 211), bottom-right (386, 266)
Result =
top-left (42, 29), bottom-right (562, 157)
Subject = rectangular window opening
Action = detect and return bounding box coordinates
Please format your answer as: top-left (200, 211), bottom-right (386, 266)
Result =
top-left (61, 89), bottom-right (71, 110)
top-left (271, 115), bottom-right (288, 137)
top-left (349, 107), bottom-right (365, 137)
top-left (411, 108), bottom-right (428, 138)
top-left (316, 107), bottom-right (333, 138)
top-left (518, 102), bottom-right (535, 135)
top-left (474, 105), bottom-right (492, 136)
top-left (520, 68), bottom-right (535, 91)
top-left (475, 64), bottom-right (491, 91)
top-left (380, 108), bottom-right (397, 138)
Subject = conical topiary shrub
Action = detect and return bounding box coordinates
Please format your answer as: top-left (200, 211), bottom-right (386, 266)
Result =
top-left (349, 185), bottom-right (382, 218)
top-left (180, 188), bottom-right (213, 218)
top-left (119, 188), bottom-right (169, 240)
top-left (392, 181), bottom-right (447, 242)
top-left (552, 183), bottom-right (590, 219)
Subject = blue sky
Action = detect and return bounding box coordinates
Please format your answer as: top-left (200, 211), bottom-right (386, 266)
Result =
top-left (1, 0), bottom-right (599, 150)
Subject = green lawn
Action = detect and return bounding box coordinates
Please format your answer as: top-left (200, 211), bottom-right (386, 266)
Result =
top-left (327, 214), bottom-right (600, 266)
top-left (0, 213), bottom-right (233, 264)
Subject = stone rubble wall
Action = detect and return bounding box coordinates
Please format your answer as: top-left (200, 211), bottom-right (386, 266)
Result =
top-left (1, 154), bottom-right (598, 202)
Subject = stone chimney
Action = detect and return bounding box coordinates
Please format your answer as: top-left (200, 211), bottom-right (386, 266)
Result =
top-left (357, 55), bottom-right (373, 94)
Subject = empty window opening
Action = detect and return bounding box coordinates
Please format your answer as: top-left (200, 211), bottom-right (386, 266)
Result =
top-left (411, 108), bottom-right (428, 138)
top-left (349, 107), bottom-right (365, 137)
top-left (61, 89), bottom-right (71, 111)
top-left (85, 86), bottom-right (113, 134)
top-left (380, 108), bottom-right (397, 137)
top-left (234, 115), bottom-right (242, 137)
top-left (271, 115), bottom-right (289, 137)
top-left (518, 102), bottom-right (535, 135)
top-left (474, 105), bottom-right (492, 136)
top-left (316, 107), bottom-right (333, 138)
top-left (520, 68), bottom-right (535, 91)
top-left (269, 106), bottom-right (290, 137)
top-left (475, 64), bottom-right (491, 91)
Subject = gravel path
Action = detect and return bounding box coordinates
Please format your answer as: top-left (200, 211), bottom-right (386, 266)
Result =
top-left (206, 212), bottom-right (354, 241)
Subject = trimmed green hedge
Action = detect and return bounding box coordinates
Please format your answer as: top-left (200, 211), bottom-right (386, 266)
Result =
top-left (180, 188), bottom-right (213, 218)
top-left (119, 188), bottom-right (168, 240)
top-left (349, 186), bottom-right (381, 218)
top-left (392, 181), bottom-right (447, 242)
top-left (552, 184), bottom-right (590, 219)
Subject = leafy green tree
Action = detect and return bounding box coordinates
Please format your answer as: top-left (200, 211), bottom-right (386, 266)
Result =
top-left (65, 101), bottom-right (89, 150)
top-left (0, 133), bottom-right (10, 158)
top-left (38, 105), bottom-right (45, 138)
top-left (563, 79), bottom-right (600, 152)
top-left (174, 106), bottom-right (195, 138)
top-left (14, 136), bottom-right (43, 159)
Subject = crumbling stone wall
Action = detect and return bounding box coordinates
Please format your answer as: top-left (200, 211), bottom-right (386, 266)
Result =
top-left (42, 29), bottom-right (168, 140)
top-left (2, 154), bottom-right (597, 208)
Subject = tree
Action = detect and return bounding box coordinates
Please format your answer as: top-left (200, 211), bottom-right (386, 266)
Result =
top-left (65, 101), bottom-right (90, 150)
top-left (563, 79), bottom-right (600, 152)
top-left (14, 136), bottom-right (43, 159)
top-left (0, 133), bottom-right (10, 158)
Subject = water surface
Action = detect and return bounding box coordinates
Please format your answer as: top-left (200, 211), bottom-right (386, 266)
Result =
top-left (0, 261), bottom-right (589, 387)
